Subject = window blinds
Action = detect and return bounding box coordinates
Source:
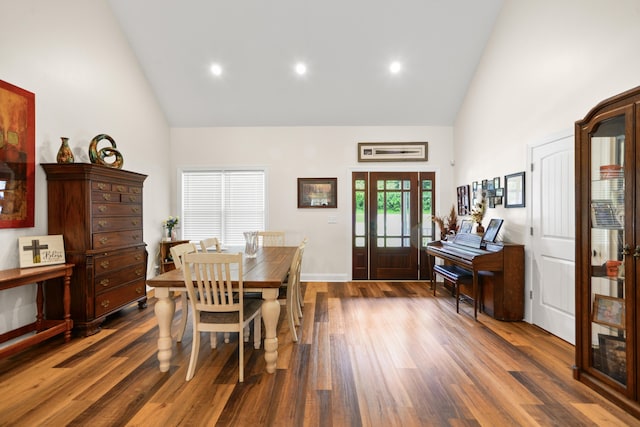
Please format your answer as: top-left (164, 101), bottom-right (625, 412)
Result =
top-left (182, 170), bottom-right (265, 246)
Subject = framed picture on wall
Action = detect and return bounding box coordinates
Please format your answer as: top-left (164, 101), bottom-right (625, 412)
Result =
top-left (505, 171), bottom-right (525, 208)
top-left (298, 178), bottom-right (337, 208)
top-left (457, 184), bottom-right (470, 215)
top-left (0, 79), bottom-right (36, 228)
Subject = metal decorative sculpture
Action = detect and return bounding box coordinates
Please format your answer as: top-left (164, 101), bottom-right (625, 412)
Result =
top-left (88, 134), bottom-right (123, 169)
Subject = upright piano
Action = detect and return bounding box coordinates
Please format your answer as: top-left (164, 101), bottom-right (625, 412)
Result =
top-left (426, 233), bottom-right (524, 321)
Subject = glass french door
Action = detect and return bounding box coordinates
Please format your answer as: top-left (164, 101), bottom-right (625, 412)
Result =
top-left (352, 171), bottom-right (435, 280)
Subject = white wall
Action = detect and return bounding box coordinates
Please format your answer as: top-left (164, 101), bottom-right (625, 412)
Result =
top-left (454, 0), bottom-right (640, 321)
top-left (0, 0), bottom-right (171, 333)
top-left (170, 126), bottom-right (455, 280)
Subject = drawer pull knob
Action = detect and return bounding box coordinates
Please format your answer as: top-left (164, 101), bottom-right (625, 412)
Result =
top-left (100, 279), bottom-right (110, 286)
top-left (132, 220), bottom-right (139, 226)
top-left (100, 260), bottom-right (110, 269)
top-left (135, 268), bottom-right (143, 276)
top-left (101, 300), bottom-right (110, 308)
top-left (133, 234), bottom-right (140, 240)
top-left (129, 196), bottom-right (137, 202)
top-left (102, 193), bottom-right (112, 201)
top-left (132, 188), bottom-right (141, 194)
top-left (98, 220), bottom-right (108, 228)
top-left (99, 237), bottom-right (108, 245)
top-left (132, 207), bottom-right (140, 213)
top-left (135, 255), bottom-right (142, 261)
top-left (136, 287), bottom-right (143, 294)
top-left (98, 183), bottom-right (107, 190)
top-left (98, 205), bottom-right (107, 212)
top-left (116, 185), bottom-right (125, 192)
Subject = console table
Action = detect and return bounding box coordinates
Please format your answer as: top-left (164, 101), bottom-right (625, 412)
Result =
top-left (0, 263), bottom-right (74, 358)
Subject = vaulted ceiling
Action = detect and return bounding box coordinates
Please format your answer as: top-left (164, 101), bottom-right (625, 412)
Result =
top-left (107, 0), bottom-right (503, 127)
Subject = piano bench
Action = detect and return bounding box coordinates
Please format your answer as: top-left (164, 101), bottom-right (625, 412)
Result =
top-left (433, 264), bottom-right (473, 314)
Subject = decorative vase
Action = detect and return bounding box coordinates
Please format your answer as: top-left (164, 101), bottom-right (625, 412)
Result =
top-left (243, 231), bottom-right (258, 258)
top-left (56, 137), bottom-right (74, 164)
top-left (162, 226), bottom-right (172, 242)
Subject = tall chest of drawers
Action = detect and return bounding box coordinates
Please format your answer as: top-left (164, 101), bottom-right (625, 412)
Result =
top-left (42, 163), bottom-right (148, 336)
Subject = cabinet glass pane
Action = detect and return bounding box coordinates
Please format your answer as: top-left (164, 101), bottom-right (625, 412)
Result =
top-left (589, 114), bottom-right (627, 385)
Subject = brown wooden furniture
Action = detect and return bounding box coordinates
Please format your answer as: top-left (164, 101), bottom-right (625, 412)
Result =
top-left (426, 235), bottom-right (524, 321)
top-left (574, 86), bottom-right (640, 417)
top-left (42, 163), bottom-right (148, 336)
top-left (147, 246), bottom-right (296, 375)
top-left (0, 263), bottom-right (73, 358)
top-left (432, 263), bottom-right (473, 314)
top-left (159, 239), bottom-right (190, 273)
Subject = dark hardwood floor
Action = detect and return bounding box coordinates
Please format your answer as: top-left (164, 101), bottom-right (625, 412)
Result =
top-left (0, 281), bottom-right (637, 426)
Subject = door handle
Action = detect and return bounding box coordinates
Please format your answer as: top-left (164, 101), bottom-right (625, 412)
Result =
top-left (622, 245), bottom-right (631, 256)
top-left (634, 246), bottom-right (640, 258)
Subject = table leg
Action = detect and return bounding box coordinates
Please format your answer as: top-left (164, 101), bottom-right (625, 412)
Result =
top-left (261, 288), bottom-right (280, 374)
top-left (36, 281), bottom-right (44, 331)
top-left (63, 269), bottom-right (73, 341)
top-left (154, 287), bottom-right (175, 372)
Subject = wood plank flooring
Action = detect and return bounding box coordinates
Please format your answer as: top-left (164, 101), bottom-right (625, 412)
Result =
top-left (0, 281), bottom-right (637, 426)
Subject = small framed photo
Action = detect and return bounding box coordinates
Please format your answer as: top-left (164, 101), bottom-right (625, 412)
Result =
top-left (495, 188), bottom-right (504, 197)
top-left (493, 177), bottom-right (500, 189)
top-left (18, 235), bottom-right (66, 268)
top-left (459, 219), bottom-right (473, 234)
top-left (298, 178), bottom-right (337, 208)
top-left (598, 333), bottom-right (627, 384)
top-left (592, 294), bottom-right (625, 329)
top-left (591, 200), bottom-right (621, 228)
top-left (457, 185), bottom-right (470, 216)
top-left (472, 181), bottom-right (478, 191)
top-left (505, 171), bottom-right (525, 208)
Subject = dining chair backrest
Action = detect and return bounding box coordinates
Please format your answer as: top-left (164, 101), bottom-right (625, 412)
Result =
top-left (183, 252), bottom-right (243, 310)
top-left (199, 237), bottom-right (221, 253)
top-left (170, 242), bottom-right (198, 270)
top-left (292, 239), bottom-right (306, 283)
top-left (182, 251), bottom-right (260, 383)
top-left (258, 231), bottom-right (285, 247)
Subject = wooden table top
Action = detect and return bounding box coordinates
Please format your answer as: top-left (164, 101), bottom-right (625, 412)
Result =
top-left (0, 263), bottom-right (74, 291)
top-left (147, 246), bottom-right (296, 288)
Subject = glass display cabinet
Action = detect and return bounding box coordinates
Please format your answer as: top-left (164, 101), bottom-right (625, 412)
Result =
top-left (574, 86), bottom-right (640, 417)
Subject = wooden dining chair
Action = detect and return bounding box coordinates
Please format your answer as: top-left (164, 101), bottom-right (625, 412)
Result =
top-left (257, 231), bottom-right (285, 247)
top-left (183, 252), bottom-right (262, 382)
top-left (199, 237), bottom-right (221, 253)
top-left (279, 238), bottom-right (306, 342)
top-left (295, 238), bottom-right (308, 316)
top-left (169, 242), bottom-right (198, 342)
top-left (199, 237), bottom-right (240, 346)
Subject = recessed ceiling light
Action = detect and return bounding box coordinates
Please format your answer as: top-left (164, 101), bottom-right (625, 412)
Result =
top-left (294, 62), bottom-right (307, 76)
top-left (389, 61), bottom-right (402, 74)
top-left (210, 63), bottom-right (223, 77)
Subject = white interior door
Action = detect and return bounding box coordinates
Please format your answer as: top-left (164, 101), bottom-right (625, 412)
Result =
top-left (531, 134), bottom-right (575, 344)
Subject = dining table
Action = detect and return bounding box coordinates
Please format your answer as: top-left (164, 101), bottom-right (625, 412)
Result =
top-left (146, 245), bottom-right (297, 374)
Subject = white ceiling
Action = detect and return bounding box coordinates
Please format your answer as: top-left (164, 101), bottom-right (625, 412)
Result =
top-left (107, 0), bottom-right (504, 127)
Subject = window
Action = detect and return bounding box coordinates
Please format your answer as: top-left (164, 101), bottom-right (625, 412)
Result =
top-left (181, 169), bottom-right (265, 246)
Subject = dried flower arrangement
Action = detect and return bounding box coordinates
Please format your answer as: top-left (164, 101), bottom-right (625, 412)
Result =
top-left (433, 204), bottom-right (458, 240)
